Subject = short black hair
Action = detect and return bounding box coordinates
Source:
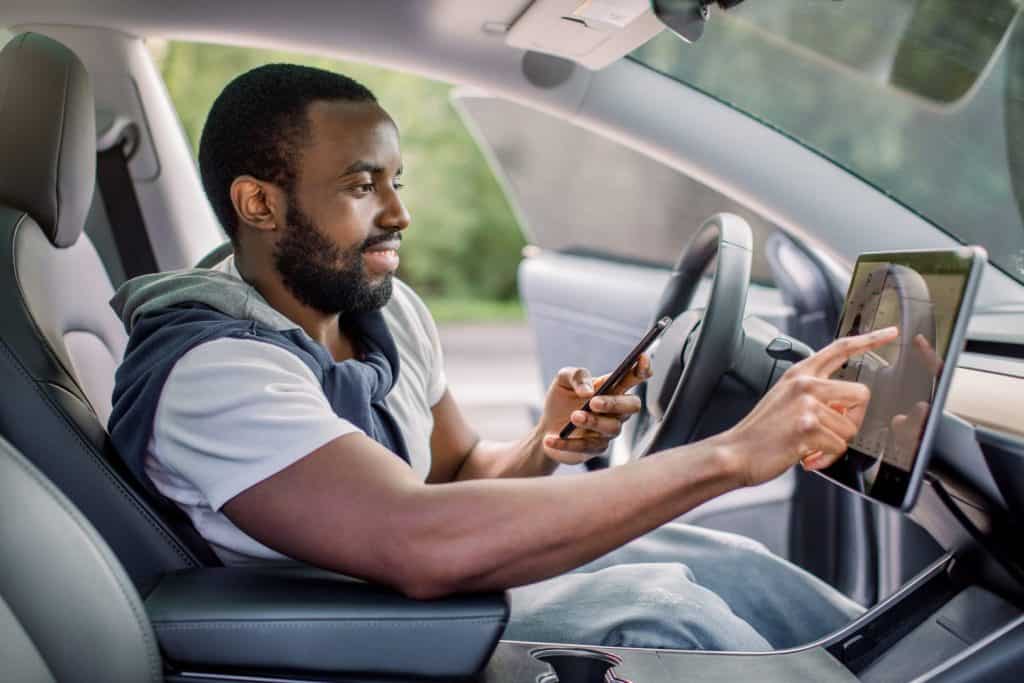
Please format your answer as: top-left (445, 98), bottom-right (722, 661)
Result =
top-left (198, 63), bottom-right (377, 239)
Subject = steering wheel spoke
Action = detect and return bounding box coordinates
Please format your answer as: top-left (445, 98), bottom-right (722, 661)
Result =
top-left (635, 213), bottom-right (753, 458)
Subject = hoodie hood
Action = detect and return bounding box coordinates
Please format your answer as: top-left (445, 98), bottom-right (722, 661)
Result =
top-left (110, 264), bottom-right (298, 334)
top-left (107, 256), bottom-right (410, 499)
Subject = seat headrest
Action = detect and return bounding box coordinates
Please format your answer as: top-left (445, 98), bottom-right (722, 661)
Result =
top-left (0, 33), bottom-right (95, 248)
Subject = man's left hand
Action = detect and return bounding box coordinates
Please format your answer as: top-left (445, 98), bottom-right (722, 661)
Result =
top-left (538, 354), bottom-right (651, 465)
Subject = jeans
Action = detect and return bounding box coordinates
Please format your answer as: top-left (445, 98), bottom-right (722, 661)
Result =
top-left (502, 522), bottom-right (864, 651)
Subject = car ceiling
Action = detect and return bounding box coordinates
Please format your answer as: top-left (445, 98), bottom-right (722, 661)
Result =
top-left (4, 1), bottom-right (540, 93)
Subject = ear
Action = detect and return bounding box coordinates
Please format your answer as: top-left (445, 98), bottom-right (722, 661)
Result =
top-left (230, 176), bottom-right (284, 234)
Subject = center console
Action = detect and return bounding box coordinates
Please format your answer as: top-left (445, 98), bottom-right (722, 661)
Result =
top-left (482, 555), bottom-right (1021, 682)
top-left (479, 416), bottom-right (1024, 683)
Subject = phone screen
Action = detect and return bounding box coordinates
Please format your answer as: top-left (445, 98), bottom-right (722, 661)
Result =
top-left (558, 316), bottom-right (672, 440)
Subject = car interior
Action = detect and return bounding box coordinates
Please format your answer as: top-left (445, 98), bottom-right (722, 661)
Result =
top-left (1, 1), bottom-right (1023, 681)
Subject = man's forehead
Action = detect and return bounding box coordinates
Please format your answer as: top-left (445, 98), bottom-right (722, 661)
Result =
top-left (304, 99), bottom-right (401, 169)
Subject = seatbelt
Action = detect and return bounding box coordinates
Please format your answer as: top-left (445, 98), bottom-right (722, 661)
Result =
top-left (95, 115), bottom-right (159, 278)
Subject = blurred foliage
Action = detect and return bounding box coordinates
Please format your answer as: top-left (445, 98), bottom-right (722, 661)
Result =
top-left (889, 0), bottom-right (1017, 102)
top-left (151, 41), bottom-right (525, 302)
top-left (633, 0), bottom-right (1024, 283)
top-left (422, 296), bottom-right (525, 324)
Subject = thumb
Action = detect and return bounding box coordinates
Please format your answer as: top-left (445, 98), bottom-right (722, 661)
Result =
top-left (555, 366), bottom-right (595, 397)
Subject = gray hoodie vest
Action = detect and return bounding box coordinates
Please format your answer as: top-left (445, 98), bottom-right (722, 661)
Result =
top-left (107, 267), bottom-right (409, 497)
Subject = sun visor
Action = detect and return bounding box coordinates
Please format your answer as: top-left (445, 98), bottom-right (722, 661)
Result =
top-left (506, 0), bottom-right (664, 70)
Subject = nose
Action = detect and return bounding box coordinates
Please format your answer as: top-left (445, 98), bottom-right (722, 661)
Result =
top-left (377, 184), bottom-right (411, 233)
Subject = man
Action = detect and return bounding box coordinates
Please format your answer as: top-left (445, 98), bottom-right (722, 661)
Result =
top-left (109, 64), bottom-right (896, 651)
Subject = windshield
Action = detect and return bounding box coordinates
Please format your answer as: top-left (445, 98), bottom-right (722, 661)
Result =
top-left (632, 0), bottom-right (1024, 287)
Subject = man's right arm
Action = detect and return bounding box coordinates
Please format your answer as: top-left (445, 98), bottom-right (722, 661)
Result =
top-left (224, 428), bottom-right (738, 599)
top-left (223, 328), bottom-right (897, 599)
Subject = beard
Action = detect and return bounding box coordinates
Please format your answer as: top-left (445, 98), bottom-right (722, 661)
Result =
top-left (273, 202), bottom-right (395, 315)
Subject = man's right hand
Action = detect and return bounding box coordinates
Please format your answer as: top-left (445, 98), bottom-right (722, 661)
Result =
top-left (720, 326), bottom-right (899, 488)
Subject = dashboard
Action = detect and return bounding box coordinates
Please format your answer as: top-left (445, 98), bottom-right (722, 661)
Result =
top-left (949, 348), bottom-right (1024, 440)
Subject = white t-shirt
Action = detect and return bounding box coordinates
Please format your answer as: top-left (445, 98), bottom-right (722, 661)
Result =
top-left (144, 258), bottom-right (447, 564)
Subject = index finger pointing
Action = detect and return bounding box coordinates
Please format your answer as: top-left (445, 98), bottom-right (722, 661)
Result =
top-left (802, 326), bottom-right (899, 377)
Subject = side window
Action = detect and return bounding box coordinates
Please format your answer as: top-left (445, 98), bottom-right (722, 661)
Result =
top-left (148, 41), bottom-right (525, 306)
top-left (453, 94), bottom-right (779, 284)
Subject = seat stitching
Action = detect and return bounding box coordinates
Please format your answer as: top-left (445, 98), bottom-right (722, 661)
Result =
top-left (3, 443), bottom-right (163, 681)
top-left (52, 45), bottom-right (69, 245)
top-left (0, 338), bottom-right (197, 569)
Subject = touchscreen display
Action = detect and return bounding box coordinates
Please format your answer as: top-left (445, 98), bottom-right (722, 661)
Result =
top-left (822, 250), bottom-right (979, 508)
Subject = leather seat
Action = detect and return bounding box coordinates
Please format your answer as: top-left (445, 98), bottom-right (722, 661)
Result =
top-left (0, 435), bottom-right (162, 682)
top-left (0, 429), bottom-right (509, 681)
top-left (0, 35), bottom-right (511, 680)
top-left (0, 31), bottom-right (218, 594)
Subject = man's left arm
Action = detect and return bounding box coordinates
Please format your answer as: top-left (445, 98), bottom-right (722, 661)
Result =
top-left (427, 356), bottom-right (650, 483)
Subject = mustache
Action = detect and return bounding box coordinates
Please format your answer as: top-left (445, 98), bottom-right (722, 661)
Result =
top-left (361, 232), bottom-right (403, 250)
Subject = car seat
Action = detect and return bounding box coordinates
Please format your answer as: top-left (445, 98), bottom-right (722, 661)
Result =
top-left (0, 33), bottom-right (509, 679)
top-left (0, 31), bottom-right (218, 594)
top-left (0, 434), bottom-right (161, 682)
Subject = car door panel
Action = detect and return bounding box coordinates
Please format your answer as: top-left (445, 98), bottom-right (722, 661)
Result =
top-left (519, 252), bottom-right (791, 384)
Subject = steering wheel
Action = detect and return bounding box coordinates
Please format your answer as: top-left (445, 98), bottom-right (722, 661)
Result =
top-left (634, 213), bottom-right (753, 458)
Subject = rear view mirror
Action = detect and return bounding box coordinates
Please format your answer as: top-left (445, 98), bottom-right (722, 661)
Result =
top-left (650, 0), bottom-right (710, 43)
top-left (649, 0), bottom-right (744, 44)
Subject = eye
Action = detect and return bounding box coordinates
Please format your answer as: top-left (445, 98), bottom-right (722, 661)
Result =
top-left (352, 183), bottom-right (375, 194)
top-left (393, 181), bottom-right (405, 191)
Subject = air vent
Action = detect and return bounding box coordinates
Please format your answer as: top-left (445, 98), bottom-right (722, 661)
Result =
top-left (965, 339), bottom-right (1024, 360)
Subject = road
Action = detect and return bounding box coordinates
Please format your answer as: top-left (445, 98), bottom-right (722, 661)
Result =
top-left (437, 322), bottom-right (543, 441)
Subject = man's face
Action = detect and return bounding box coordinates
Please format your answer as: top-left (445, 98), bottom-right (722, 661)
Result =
top-left (273, 99), bottom-right (409, 315)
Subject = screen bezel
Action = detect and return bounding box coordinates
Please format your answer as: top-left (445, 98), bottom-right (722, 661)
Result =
top-left (816, 247), bottom-right (987, 511)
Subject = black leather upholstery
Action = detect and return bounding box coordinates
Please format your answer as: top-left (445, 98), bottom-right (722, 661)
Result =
top-left (147, 567), bottom-right (509, 678)
top-left (0, 33), bottom-right (96, 249)
top-left (0, 436), bottom-right (162, 682)
top-left (0, 33), bottom-right (219, 594)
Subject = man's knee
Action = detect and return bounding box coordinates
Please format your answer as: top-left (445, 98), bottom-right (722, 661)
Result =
top-left (603, 564), bottom-right (771, 649)
top-left (507, 562), bottom-right (771, 651)
top-left (714, 529), bottom-right (773, 559)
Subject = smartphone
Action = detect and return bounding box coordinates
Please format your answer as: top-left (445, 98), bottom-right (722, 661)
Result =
top-left (558, 316), bottom-right (673, 440)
